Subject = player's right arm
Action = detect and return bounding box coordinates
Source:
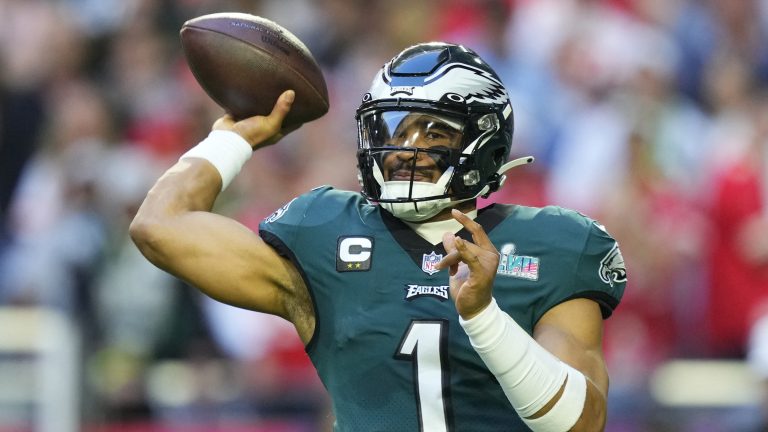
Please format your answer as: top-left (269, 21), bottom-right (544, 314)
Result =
top-left (129, 90), bottom-right (315, 343)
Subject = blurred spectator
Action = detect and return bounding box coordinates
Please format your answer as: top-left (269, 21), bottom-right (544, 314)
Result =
top-left (672, 0), bottom-right (768, 105)
top-left (0, 80), bottom-right (112, 313)
top-left (0, 0), bottom-right (58, 240)
top-left (0, 84), bottom-right (46, 242)
top-left (542, 24), bottom-right (633, 215)
top-left (106, 21), bottom-right (192, 160)
top-left (706, 92), bottom-right (768, 356)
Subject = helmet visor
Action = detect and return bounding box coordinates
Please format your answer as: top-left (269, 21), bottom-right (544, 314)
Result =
top-left (359, 110), bottom-right (465, 151)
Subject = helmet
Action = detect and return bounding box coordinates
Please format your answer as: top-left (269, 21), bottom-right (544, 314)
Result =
top-left (356, 42), bottom-right (531, 221)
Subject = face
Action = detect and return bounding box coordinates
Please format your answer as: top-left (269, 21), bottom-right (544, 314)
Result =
top-left (381, 113), bottom-right (464, 183)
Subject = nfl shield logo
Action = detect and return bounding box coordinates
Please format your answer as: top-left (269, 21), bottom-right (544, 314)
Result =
top-left (421, 251), bottom-right (443, 275)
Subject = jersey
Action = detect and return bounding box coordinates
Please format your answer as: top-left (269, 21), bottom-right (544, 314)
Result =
top-left (258, 186), bottom-right (626, 432)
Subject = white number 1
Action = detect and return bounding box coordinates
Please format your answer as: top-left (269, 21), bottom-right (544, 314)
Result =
top-left (396, 320), bottom-right (452, 432)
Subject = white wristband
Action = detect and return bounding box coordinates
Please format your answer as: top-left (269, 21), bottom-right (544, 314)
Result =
top-left (180, 130), bottom-right (253, 191)
top-left (459, 298), bottom-right (586, 431)
top-left (523, 366), bottom-right (587, 431)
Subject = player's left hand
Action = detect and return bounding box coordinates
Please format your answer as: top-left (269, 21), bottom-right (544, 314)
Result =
top-left (436, 209), bottom-right (500, 320)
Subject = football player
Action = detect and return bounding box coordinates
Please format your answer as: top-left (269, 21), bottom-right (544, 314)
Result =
top-left (131, 42), bottom-right (626, 431)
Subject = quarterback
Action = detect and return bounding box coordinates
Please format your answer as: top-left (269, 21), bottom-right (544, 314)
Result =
top-left (131, 43), bottom-right (626, 431)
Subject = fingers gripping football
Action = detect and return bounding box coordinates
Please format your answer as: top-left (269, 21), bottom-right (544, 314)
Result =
top-left (213, 90), bottom-right (297, 150)
top-left (437, 209), bottom-right (500, 320)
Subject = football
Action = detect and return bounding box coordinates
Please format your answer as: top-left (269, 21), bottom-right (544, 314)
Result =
top-left (180, 13), bottom-right (329, 129)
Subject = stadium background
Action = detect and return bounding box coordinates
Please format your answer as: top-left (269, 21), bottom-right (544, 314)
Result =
top-left (1, 0), bottom-right (768, 430)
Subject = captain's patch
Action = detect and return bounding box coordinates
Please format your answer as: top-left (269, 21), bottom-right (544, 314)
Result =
top-left (336, 236), bottom-right (373, 272)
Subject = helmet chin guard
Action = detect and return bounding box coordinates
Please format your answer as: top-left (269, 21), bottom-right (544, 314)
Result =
top-left (380, 183), bottom-right (452, 222)
top-left (355, 42), bottom-right (530, 221)
top-left (375, 161), bottom-right (455, 221)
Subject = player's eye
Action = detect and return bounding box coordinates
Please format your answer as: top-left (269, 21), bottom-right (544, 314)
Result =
top-left (425, 131), bottom-right (443, 140)
top-left (424, 128), bottom-right (460, 147)
top-left (389, 131), bottom-right (408, 146)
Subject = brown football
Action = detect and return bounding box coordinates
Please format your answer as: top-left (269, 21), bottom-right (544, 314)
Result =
top-left (180, 13), bottom-right (329, 128)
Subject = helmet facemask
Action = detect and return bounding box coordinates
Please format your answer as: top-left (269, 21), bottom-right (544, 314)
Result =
top-left (357, 102), bottom-right (506, 221)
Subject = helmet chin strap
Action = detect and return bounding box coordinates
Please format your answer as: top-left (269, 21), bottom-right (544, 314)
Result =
top-left (494, 156), bottom-right (535, 190)
top-left (465, 155), bottom-right (536, 199)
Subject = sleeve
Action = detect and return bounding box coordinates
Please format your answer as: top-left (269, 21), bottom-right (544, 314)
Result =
top-left (571, 221), bottom-right (627, 318)
top-left (257, 186), bottom-right (331, 256)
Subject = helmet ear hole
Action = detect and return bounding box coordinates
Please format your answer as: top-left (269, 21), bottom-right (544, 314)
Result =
top-left (493, 148), bottom-right (506, 167)
top-left (478, 148), bottom-right (507, 196)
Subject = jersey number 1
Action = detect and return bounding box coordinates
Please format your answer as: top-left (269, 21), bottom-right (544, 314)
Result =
top-left (396, 320), bottom-right (452, 432)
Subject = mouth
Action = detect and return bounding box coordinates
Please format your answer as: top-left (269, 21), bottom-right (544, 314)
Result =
top-left (389, 169), bottom-right (434, 182)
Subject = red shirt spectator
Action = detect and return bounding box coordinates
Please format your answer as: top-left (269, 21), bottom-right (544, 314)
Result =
top-left (707, 155), bottom-right (768, 355)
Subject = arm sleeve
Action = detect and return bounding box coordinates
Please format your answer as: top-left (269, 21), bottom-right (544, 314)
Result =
top-left (571, 220), bottom-right (627, 318)
top-left (258, 186), bottom-right (332, 253)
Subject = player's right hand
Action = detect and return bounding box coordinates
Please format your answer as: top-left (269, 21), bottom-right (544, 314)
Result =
top-left (213, 90), bottom-right (297, 150)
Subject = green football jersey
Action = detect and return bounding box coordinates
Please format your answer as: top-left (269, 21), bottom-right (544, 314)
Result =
top-left (258, 186), bottom-right (626, 432)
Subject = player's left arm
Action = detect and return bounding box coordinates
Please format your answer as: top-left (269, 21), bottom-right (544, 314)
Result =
top-left (438, 209), bottom-right (611, 432)
top-left (532, 298), bottom-right (609, 431)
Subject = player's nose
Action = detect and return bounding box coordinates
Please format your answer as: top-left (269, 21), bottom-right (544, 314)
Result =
top-left (392, 147), bottom-right (431, 163)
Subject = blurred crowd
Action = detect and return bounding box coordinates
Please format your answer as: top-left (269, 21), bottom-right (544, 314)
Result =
top-left (1, 0), bottom-right (768, 430)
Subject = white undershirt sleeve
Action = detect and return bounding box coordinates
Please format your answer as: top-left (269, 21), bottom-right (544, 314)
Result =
top-left (459, 298), bottom-right (587, 431)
